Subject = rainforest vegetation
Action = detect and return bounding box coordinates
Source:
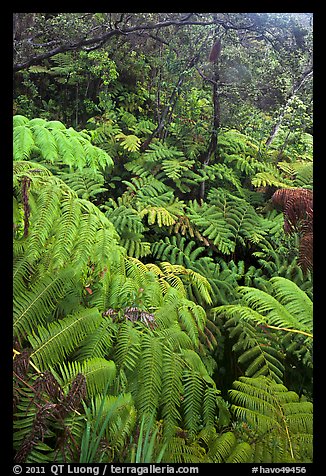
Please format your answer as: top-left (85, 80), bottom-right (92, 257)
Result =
top-left (13, 13), bottom-right (313, 464)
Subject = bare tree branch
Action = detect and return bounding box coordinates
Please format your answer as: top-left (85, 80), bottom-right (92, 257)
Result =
top-left (14, 15), bottom-right (261, 72)
top-left (13, 17), bottom-right (218, 71)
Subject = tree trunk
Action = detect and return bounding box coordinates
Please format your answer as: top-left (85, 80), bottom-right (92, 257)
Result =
top-left (140, 55), bottom-right (199, 152)
top-left (199, 59), bottom-right (221, 200)
top-left (265, 67), bottom-right (313, 147)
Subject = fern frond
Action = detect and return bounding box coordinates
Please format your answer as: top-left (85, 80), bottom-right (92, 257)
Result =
top-left (161, 346), bottom-right (183, 439)
top-left (116, 132), bottom-right (141, 152)
top-left (252, 171), bottom-right (293, 188)
top-left (13, 268), bottom-right (75, 339)
top-left (13, 115), bottom-right (113, 172)
top-left (75, 316), bottom-right (117, 362)
top-left (114, 321), bottom-right (141, 372)
top-left (229, 376), bottom-right (313, 462)
top-left (226, 441), bottom-right (253, 463)
top-left (144, 141), bottom-right (183, 161)
top-left (182, 370), bottom-right (205, 437)
top-left (59, 169), bottom-right (107, 200)
top-left (140, 206), bottom-right (177, 227)
top-left (28, 308), bottom-right (102, 370)
top-left (58, 358), bottom-right (117, 398)
top-left (14, 125), bottom-right (35, 161)
top-left (269, 277), bottom-right (312, 326)
top-left (238, 283), bottom-right (312, 335)
top-left (186, 200), bottom-right (234, 254)
top-left (134, 334), bottom-right (163, 420)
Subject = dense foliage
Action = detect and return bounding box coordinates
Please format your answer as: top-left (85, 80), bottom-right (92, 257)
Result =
top-left (13, 12), bottom-right (313, 464)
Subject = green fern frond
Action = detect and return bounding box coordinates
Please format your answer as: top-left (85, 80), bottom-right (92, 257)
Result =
top-left (182, 370), bottom-right (205, 437)
top-left (13, 115), bottom-right (30, 127)
top-left (58, 358), bottom-right (117, 398)
top-left (186, 200), bottom-right (234, 254)
top-left (226, 441), bottom-right (253, 463)
top-left (104, 205), bottom-right (151, 258)
top-left (269, 277), bottom-right (312, 326)
top-left (114, 321), bottom-right (141, 371)
top-left (158, 324), bottom-right (193, 352)
top-left (238, 282), bottom-right (312, 335)
top-left (143, 141), bottom-right (184, 161)
top-left (199, 428), bottom-right (252, 462)
top-left (75, 316), bottom-right (117, 362)
top-left (152, 236), bottom-right (207, 267)
top-left (13, 268), bottom-right (76, 339)
top-left (28, 308), bottom-right (103, 371)
top-left (30, 123), bottom-right (59, 163)
top-left (204, 163), bottom-right (243, 193)
top-left (13, 115), bottom-right (113, 172)
top-left (140, 206), bottom-right (177, 227)
top-left (163, 436), bottom-right (205, 463)
top-left (229, 376), bottom-right (313, 462)
top-left (59, 169), bottom-right (107, 200)
top-left (161, 157), bottom-right (195, 180)
top-left (132, 119), bottom-right (156, 135)
top-left (207, 188), bottom-right (270, 248)
top-left (252, 171), bottom-right (293, 188)
top-left (49, 196), bottom-right (82, 270)
top-left (14, 125), bottom-right (35, 161)
top-left (134, 334), bottom-right (163, 420)
top-left (116, 132), bottom-right (141, 152)
top-left (161, 346), bottom-right (183, 439)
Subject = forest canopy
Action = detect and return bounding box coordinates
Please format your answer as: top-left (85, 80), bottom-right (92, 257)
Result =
top-left (13, 12), bottom-right (313, 464)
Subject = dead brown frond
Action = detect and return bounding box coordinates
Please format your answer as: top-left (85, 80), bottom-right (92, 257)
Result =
top-left (272, 188), bottom-right (313, 271)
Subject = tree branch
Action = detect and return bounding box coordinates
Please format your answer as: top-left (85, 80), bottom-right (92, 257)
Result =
top-left (13, 16), bottom-right (243, 72)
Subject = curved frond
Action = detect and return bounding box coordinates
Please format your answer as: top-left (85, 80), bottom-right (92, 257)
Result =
top-left (28, 308), bottom-right (102, 370)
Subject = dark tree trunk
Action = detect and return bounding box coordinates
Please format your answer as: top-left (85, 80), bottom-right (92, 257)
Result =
top-left (198, 52), bottom-right (221, 201)
top-left (140, 54), bottom-right (200, 152)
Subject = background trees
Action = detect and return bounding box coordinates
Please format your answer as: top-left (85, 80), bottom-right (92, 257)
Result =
top-left (13, 12), bottom-right (313, 464)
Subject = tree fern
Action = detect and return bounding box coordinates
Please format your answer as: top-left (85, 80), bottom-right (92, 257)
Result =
top-left (59, 168), bottom-right (108, 200)
top-left (213, 277), bottom-right (312, 377)
top-left (186, 200), bottom-right (234, 254)
top-left (207, 188), bottom-right (271, 249)
top-left (13, 110), bottom-right (313, 464)
top-left (13, 115), bottom-right (113, 172)
top-left (229, 376), bottom-right (313, 462)
top-left (223, 316), bottom-right (285, 383)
